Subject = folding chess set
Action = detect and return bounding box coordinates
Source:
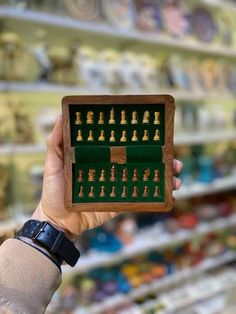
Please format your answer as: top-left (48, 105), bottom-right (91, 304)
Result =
top-left (62, 95), bottom-right (175, 212)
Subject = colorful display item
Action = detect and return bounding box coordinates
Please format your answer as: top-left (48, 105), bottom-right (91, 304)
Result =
top-left (62, 95), bottom-right (175, 212)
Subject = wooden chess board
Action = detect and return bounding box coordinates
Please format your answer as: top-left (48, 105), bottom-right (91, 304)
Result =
top-left (62, 95), bottom-right (175, 212)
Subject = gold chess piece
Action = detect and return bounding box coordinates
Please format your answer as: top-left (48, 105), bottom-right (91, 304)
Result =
top-left (100, 186), bottom-right (106, 197)
top-left (121, 186), bottom-right (128, 197)
top-left (153, 186), bottom-right (159, 197)
top-left (88, 186), bottom-right (95, 198)
top-left (142, 130), bottom-right (149, 141)
top-left (77, 170), bottom-right (83, 182)
top-left (132, 186), bottom-right (138, 197)
top-left (78, 186), bottom-right (84, 197)
top-left (87, 130), bottom-right (94, 141)
top-left (77, 130), bottom-right (83, 141)
top-left (132, 168), bottom-right (139, 181)
top-left (122, 168), bottom-right (128, 182)
top-left (75, 112), bottom-right (82, 124)
top-left (99, 169), bottom-right (106, 182)
top-left (120, 130), bottom-right (127, 142)
top-left (143, 169), bottom-right (150, 181)
top-left (154, 112), bottom-right (160, 125)
top-left (143, 111), bottom-right (150, 124)
top-left (143, 186), bottom-right (149, 197)
top-left (98, 130), bottom-right (105, 141)
top-left (153, 170), bottom-right (160, 182)
top-left (153, 129), bottom-right (160, 141)
top-left (88, 169), bottom-right (95, 182)
top-left (98, 112), bottom-right (104, 124)
top-left (131, 111), bottom-right (138, 124)
top-left (110, 186), bottom-right (116, 197)
top-left (120, 110), bottom-right (127, 125)
top-left (131, 130), bottom-right (138, 142)
top-left (110, 130), bottom-right (116, 142)
top-left (87, 111), bottom-right (94, 124)
top-left (110, 165), bottom-right (116, 181)
top-left (109, 108), bottom-right (115, 124)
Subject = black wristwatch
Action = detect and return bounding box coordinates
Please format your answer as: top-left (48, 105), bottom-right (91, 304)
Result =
top-left (15, 220), bottom-right (80, 267)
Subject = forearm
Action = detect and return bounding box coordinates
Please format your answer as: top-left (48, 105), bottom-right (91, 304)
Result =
top-left (0, 239), bottom-right (61, 314)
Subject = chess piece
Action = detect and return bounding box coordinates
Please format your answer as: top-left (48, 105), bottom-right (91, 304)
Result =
top-left (87, 130), bottom-right (94, 141)
top-left (99, 169), bottom-right (106, 182)
top-left (86, 111), bottom-right (94, 124)
top-left (131, 130), bottom-right (138, 142)
top-left (153, 129), bottom-right (160, 141)
top-left (98, 112), bottom-right (104, 124)
top-left (132, 186), bottom-right (138, 197)
top-left (100, 186), bottom-right (106, 197)
top-left (131, 111), bottom-right (138, 124)
top-left (154, 112), bottom-right (160, 125)
top-left (98, 130), bottom-right (105, 141)
top-left (109, 130), bottom-right (116, 142)
top-left (120, 110), bottom-right (127, 125)
top-left (121, 186), bottom-right (128, 197)
top-left (109, 108), bottom-right (115, 124)
top-left (153, 186), bottom-right (159, 197)
top-left (143, 169), bottom-right (150, 181)
top-left (77, 170), bottom-right (83, 182)
top-left (77, 130), bottom-right (83, 141)
top-left (88, 169), bottom-right (95, 182)
top-left (143, 186), bottom-right (149, 197)
top-left (143, 111), bottom-right (150, 124)
top-left (142, 130), bottom-right (149, 141)
top-left (132, 168), bottom-right (138, 181)
top-left (75, 112), bottom-right (82, 124)
top-left (79, 186), bottom-right (84, 197)
top-left (110, 165), bottom-right (116, 181)
top-left (153, 169), bottom-right (160, 182)
top-left (110, 186), bottom-right (116, 197)
top-left (122, 168), bottom-right (128, 182)
top-left (89, 186), bottom-right (95, 198)
top-left (120, 130), bottom-right (127, 142)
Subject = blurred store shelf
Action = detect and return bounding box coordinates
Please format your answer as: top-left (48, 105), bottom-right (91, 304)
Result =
top-left (201, 0), bottom-right (236, 11)
top-left (73, 251), bottom-right (236, 314)
top-left (62, 213), bottom-right (236, 275)
top-left (0, 143), bottom-right (46, 155)
top-left (1, 6), bottom-right (236, 58)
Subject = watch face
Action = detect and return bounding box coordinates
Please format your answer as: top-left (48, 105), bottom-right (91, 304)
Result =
top-left (136, 0), bottom-right (163, 32)
top-left (102, 0), bottom-right (136, 30)
top-left (63, 0), bottom-right (101, 21)
top-left (190, 7), bottom-right (217, 42)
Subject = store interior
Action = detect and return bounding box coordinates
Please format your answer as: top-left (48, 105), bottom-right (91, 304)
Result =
top-left (0, 0), bottom-right (236, 313)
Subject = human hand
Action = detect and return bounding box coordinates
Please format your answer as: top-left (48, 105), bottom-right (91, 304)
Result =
top-left (32, 115), bottom-right (183, 238)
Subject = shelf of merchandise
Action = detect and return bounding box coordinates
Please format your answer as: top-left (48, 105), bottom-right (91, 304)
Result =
top-left (73, 251), bottom-right (236, 314)
top-left (62, 212), bottom-right (236, 276)
top-left (201, 0), bottom-right (236, 12)
top-left (1, 6), bottom-right (236, 58)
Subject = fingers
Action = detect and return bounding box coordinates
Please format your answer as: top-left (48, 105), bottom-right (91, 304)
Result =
top-left (173, 177), bottom-right (181, 190)
top-left (46, 115), bottom-right (63, 159)
top-left (173, 159), bottom-right (183, 175)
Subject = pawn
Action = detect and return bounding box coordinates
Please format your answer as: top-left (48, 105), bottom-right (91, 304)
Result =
top-left (131, 130), bottom-right (138, 142)
top-left (153, 169), bottom-right (160, 182)
top-left (98, 112), bottom-right (104, 124)
top-left (110, 130), bottom-right (116, 142)
top-left (87, 130), bottom-right (94, 141)
top-left (132, 186), bottom-right (138, 197)
top-left (143, 169), bottom-right (150, 181)
top-left (88, 169), bottom-right (95, 182)
top-left (75, 112), bottom-right (82, 124)
top-left (110, 165), bottom-right (116, 181)
top-left (143, 111), bottom-right (150, 124)
top-left (143, 186), bottom-right (149, 197)
top-left (142, 130), bottom-right (149, 141)
top-left (99, 169), bottom-right (106, 182)
top-left (78, 186), bottom-right (84, 197)
top-left (131, 111), bottom-right (138, 124)
top-left (122, 168), bottom-right (128, 182)
top-left (120, 130), bottom-right (127, 142)
top-left (120, 110), bottom-right (127, 125)
top-left (87, 111), bottom-right (94, 124)
top-left (153, 186), bottom-right (159, 197)
top-left (100, 186), bottom-right (106, 197)
top-left (109, 108), bottom-right (115, 124)
top-left (77, 170), bottom-right (83, 182)
top-left (121, 186), bottom-right (128, 197)
top-left (154, 112), bottom-right (160, 125)
top-left (89, 186), bottom-right (95, 198)
top-left (153, 129), bottom-right (160, 141)
top-left (77, 130), bottom-right (83, 141)
top-left (110, 186), bottom-right (116, 197)
top-left (98, 130), bottom-right (105, 141)
top-left (132, 168), bottom-right (138, 181)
